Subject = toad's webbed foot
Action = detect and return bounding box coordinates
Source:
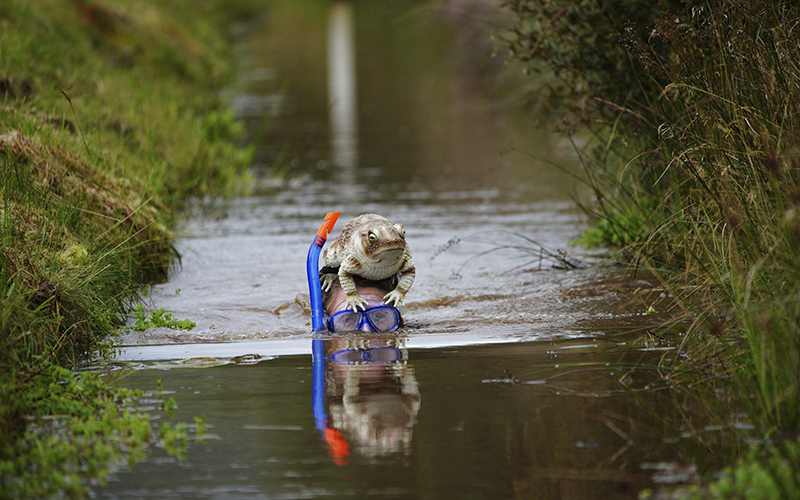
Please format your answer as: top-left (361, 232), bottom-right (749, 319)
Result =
top-left (345, 294), bottom-right (369, 312)
top-left (320, 273), bottom-right (336, 292)
top-left (383, 289), bottom-right (406, 308)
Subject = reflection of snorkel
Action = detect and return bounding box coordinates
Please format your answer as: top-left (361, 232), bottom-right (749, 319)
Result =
top-left (308, 212), bottom-right (350, 465)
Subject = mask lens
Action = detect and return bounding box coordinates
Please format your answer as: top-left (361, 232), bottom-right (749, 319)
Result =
top-left (330, 311), bottom-right (362, 332)
top-left (366, 307), bottom-right (401, 332)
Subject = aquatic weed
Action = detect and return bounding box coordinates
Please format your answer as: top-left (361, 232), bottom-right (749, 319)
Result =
top-left (431, 229), bottom-right (583, 275)
top-left (0, 361), bottom-right (191, 499)
top-left (130, 304), bottom-right (196, 332)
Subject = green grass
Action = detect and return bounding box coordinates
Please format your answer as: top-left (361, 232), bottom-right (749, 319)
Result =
top-left (612, 0), bottom-right (800, 429)
top-left (0, 0), bottom-right (262, 495)
top-left (507, 0), bottom-right (800, 496)
top-left (602, 1), bottom-right (800, 495)
top-left (517, 0), bottom-right (800, 431)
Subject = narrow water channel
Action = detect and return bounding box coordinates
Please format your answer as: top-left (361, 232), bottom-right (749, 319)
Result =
top-left (96, 2), bottom-right (738, 499)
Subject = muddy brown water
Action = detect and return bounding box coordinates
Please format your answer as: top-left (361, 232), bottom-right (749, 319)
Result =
top-left (95, 2), bottom-right (741, 499)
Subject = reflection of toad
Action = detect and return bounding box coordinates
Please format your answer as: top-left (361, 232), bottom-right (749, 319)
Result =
top-left (324, 336), bottom-right (420, 460)
top-left (321, 214), bottom-right (415, 312)
top-left (312, 277), bottom-right (420, 464)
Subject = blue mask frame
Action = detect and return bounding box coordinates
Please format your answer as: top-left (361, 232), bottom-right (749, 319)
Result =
top-left (329, 305), bottom-right (402, 333)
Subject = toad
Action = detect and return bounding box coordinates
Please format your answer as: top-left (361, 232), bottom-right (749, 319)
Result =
top-left (321, 213), bottom-right (415, 311)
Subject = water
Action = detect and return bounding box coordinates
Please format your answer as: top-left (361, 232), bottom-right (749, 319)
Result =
top-left (96, 2), bottom-right (737, 498)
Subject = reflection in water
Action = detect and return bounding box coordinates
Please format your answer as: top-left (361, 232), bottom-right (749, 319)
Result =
top-left (327, 1), bottom-right (359, 171)
top-left (98, 338), bottom-right (743, 500)
top-left (313, 336), bottom-right (420, 465)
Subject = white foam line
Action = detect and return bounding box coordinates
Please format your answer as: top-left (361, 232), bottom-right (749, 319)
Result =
top-left (112, 333), bottom-right (529, 362)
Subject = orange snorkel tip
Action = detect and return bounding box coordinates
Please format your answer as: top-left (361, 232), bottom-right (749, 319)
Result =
top-left (316, 211), bottom-right (341, 241)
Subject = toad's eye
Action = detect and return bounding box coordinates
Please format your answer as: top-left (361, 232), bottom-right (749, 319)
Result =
top-left (394, 224), bottom-right (405, 238)
top-left (368, 232), bottom-right (379, 243)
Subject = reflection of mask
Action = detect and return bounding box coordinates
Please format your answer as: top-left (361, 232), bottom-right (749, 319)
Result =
top-left (331, 346), bottom-right (402, 364)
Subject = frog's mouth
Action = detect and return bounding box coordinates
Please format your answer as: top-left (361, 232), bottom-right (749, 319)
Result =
top-left (370, 245), bottom-right (404, 264)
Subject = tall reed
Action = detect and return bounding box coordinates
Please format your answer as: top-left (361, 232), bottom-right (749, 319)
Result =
top-left (585, 0), bottom-right (800, 429)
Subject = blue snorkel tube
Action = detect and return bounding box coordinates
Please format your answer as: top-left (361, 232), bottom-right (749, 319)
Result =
top-left (307, 211), bottom-right (340, 333)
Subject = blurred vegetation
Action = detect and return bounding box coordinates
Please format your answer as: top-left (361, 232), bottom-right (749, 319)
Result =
top-left (0, 0), bottom-right (263, 496)
top-left (505, 0), bottom-right (800, 497)
top-left (503, 0), bottom-right (682, 131)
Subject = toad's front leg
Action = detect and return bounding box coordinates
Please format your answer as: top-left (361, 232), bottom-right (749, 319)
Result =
top-left (383, 267), bottom-right (415, 308)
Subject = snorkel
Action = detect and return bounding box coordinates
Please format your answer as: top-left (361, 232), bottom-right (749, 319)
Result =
top-left (307, 211), bottom-right (340, 332)
top-left (309, 212), bottom-right (350, 463)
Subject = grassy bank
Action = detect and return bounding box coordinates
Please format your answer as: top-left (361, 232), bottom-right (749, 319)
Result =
top-left (0, 0), bottom-right (260, 496)
top-left (505, 0), bottom-right (799, 496)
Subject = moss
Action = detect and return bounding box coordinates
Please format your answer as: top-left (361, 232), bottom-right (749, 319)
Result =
top-left (57, 244), bottom-right (89, 267)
